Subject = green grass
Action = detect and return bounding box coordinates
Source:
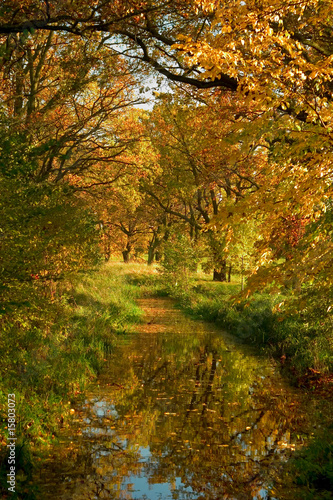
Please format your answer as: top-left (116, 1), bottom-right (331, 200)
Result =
top-left (1, 261), bottom-right (331, 498)
top-left (273, 427), bottom-right (333, 500)
top-left (143, 269), bottom-right (333, 377)
top-left (291, 432), bottom-right (333, 499)
top-left (0, 262), bottom-right (144, 499)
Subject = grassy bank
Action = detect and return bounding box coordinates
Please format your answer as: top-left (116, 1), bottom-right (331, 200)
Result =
top-left (130, 268), bottom-right (333, 499)
top-left (184, 283), bottom-right (333, 376)
top-left (277, 426), bottom-right (333, 500)
top-left (0, 262), bottom-right (144, 499)
top-left (137, 272), bottom-right (333, 378)
top-left (1, 262), bottom-right (332, 499)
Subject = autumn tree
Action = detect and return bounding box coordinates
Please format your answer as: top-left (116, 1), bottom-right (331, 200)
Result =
top-left (142, 92), bottom-right (262, 280)
top-left (1, 0), bottom-right (332, 326)
top-left (169, 0), bottom-right (332, 292)
top-left (0, 25), bottom-right (147, 312)
top-left (97, 188), bottom-right (150, 263)
top-left (0, 1), bottom-right (223, 88)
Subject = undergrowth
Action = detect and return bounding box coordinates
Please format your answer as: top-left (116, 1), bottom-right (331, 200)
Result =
top-left (291, 432), bottom-right (333, 499)
top-left (274, 427), bottom-right (333, 500)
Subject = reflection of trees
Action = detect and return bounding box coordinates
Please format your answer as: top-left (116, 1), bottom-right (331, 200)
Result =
top-left (40, 299), bottom-right (308, 499)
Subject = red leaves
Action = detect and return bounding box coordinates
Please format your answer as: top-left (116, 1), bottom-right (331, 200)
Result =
top-left (269, 214), bottom-right (308, 260)
top-left (280, 215), bottom-right (307, 248)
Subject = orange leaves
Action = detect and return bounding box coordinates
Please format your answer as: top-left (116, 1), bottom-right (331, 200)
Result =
top-left (0, 28), bottom-right (145, 184)
top-left (177, 0), bottom-right (333, 117)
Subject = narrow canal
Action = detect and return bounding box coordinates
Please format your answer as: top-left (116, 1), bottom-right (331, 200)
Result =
top-left (39, 298), bottom-right (318, 499)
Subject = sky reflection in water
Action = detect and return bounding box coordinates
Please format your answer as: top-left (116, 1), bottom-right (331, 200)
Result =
top-left (41, 298), bottom-right (314, 500)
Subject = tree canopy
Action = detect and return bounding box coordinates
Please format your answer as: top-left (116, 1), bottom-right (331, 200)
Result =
top-left (0, 0), bottom-right (332, 356)
top-left (1, 4), bottom-right (333, 496)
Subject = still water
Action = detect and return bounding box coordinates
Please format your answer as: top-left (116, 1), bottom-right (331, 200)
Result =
top-left (40, 298), bottom-right (315, 499)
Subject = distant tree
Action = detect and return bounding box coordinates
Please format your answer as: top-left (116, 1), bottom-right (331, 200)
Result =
top-left (142, 93), bottom-right (262, 280)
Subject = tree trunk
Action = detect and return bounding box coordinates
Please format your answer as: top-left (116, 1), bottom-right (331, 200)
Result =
top-left (104, 237), bottom-right (111, 262)
top-left (147, 246), bottom-right (154, 265)
top-left (122, 241), bottom-right (132, 263)
top-left (147, 233), bottom-right (160, 265)
top-left (213, 262), bottom-right (227, 281)
top-left (122, 250), bottom-right (130, 262)
top-left (228, 265), bottom-right (232, 282)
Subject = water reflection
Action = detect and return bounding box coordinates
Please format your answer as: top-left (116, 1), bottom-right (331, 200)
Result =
top-left (40, 299), bottom-right (313, 500)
